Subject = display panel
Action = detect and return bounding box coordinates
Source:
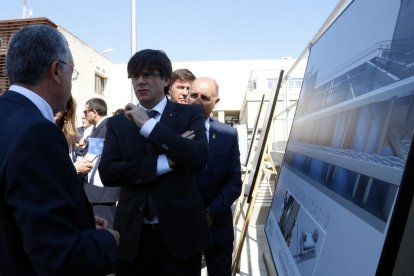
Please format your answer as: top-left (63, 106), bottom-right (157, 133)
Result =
top-left (265, 0), bottom-right (414, 275)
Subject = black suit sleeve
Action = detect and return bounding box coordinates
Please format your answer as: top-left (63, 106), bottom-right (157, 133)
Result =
top-left (98, 116), bottom-right (159, 187)
top-left (148, 106), bottom-right (208, 170)
top-left (99, 105), bottom-right (208, 187)
top-left (208, 126), bottom-right (242, 215)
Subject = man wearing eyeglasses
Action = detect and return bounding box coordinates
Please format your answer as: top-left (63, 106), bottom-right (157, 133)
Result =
top-left (82, 97), bottom-right (119, 229)
top-left (0, 24), bottom-right (118, 275)
top-left (99, 49), bottom-right (212, 275)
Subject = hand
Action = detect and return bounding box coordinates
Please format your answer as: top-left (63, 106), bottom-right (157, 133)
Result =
top-left (74, 157), bottom-right (93, 174)
top-left (95, 216), bottom-right (108, 229)
top-left (124, 103), bottom-right (150, 127)
top-left (85, 153), bottom-right (101, 163)
top-left (78, 137), bottom-right (87, 148)
top-left (107, 229), bottom-right (120, 245)
top-left (167, 157), bottom-right (176, 168)
top-left (181, 130), bottom-right (195, 140)
top-left (95, 216), bottom-right (120, 245)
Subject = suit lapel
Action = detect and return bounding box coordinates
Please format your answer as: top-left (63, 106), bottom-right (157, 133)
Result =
top-left (207, 119), bottom-right (218, 169)
top-left (91, 118), bottom-right (108, 138)
top-left (160, 99), bottom-right (177, 126)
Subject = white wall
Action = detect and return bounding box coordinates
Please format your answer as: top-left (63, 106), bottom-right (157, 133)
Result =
top-left (61, 25), bottom-right (308, 133)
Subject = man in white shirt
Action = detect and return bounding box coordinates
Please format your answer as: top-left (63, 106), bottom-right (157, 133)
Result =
top-left (83, 97), bottom-right (119, 229)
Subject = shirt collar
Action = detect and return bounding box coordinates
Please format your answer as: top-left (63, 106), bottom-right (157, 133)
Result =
top-left (205, 118), bottom-right (210, 132)
top-left (95, 116), bottom-right (108, 128)
top-left (9, 84), bottom-right (55, 123)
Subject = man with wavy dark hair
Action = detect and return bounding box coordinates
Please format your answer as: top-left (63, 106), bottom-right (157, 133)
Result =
top-left (0, 24), bottom-right (118, 275)
top-left (99, 49), bottom-right (212, 275)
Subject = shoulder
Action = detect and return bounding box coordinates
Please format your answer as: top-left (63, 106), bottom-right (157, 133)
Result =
top-left (211, 120), bottom-right (237, 136)
top-left (107, 113), bottom-right (134, 129)
top-left (0, 90), bottom-right (37, 111)
top-left (165, 100), bottom-right (204, 120)
top-left (167, 100), bottom-right (201, 113)
top-left (8, 115), bottom-right (66, 158)
top-left (100, 117), bottom-right (109, 126)
top-left (108, 113), bottom-right (126, 123)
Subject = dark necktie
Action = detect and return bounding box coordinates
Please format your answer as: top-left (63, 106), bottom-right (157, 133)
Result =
top-left (143, 109), bottom-right (158, 221)
top-left (146, 109), bottom-right (158, 119)
top-left (145, 110), bottom-right (158, 155)
top-left (88, 155), bottom-right (101, 186)
top-left (90, 125), bottom-right (97, 137)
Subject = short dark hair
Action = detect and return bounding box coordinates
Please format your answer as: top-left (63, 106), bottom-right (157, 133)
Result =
top-left (86, 98), bottom-right (107, 116)
top-left (7, 24), bottom-right (71, 86)
top-left (127, 49), bottom-right (172, 95)
top-left (170, 69), bottom-right (196, 89)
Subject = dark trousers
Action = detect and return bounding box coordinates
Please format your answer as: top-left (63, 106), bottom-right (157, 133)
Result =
top-left (116, 224), bottom-right (202, 276)
top-left (204, 241), bottom-right (233, 276)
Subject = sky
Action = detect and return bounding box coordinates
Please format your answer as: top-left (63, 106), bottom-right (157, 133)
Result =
top-left (0, 0), bottom-right (343, 63)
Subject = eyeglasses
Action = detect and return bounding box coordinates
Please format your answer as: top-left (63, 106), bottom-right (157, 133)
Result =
top-left (83, 109), bottom-right (94, 116)
top-left (59, 60), bottom-right (79, 81)
top-left (128, 71), bottom-right (160, 80)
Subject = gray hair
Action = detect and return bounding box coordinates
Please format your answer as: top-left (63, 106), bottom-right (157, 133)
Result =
top-left (6, 24), bottom-right (71, 86)
top-left (85, 98), bottom-right (108, 116)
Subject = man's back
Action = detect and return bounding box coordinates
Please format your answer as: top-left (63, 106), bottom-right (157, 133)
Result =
top-left (0, 91), bottom-right (117, 275)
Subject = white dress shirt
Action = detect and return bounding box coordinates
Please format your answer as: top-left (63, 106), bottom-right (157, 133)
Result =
top-left (139, 97), bottom-right (172, 176)
top-left (9, 85), bottom-right (55, 123)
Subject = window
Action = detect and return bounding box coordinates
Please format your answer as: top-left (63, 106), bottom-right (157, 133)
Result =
top-left (288, 77), bottom-right (303, 89)
top-left (225, 115), bottom-right (239, 126)
top-left (249, 79), bottom-right (257, 91)
top-left (95, 74), bottom-right (106, 95)
top-left (267, 78), bottom-right (277, 90)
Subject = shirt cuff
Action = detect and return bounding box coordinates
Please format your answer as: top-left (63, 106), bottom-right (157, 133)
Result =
top-left (140, 118), bottom-right (157, 137)
top-left (157, 154), bottom-right (172, 175)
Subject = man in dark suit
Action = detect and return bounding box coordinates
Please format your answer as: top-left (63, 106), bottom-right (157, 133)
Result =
top-left (98, 49), bottom-right (212, 275)
top-left (76, 116), bottom-right (92, 142)
top-left (82, 97), bottom-right (119, 228)
top-left (188, 77), bottom-right (242, 276)
top-left (0, 24), bottom-right (118, 275)
top-left (169, 68), bottom-right (196, 104)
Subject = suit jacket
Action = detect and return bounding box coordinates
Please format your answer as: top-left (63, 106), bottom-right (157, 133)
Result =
top-left (197, 119), bottom-right (242, 246)
top-left (76, 126), bottom-right (84, 142)
top-left (84, 117), bottom-right (120, 203)
top-left (0, 91), bottom-right (117, 275)
top-left (99, 99), bottom-right (212, 261)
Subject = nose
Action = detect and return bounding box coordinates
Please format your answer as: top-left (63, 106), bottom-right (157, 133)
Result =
top-left (132, 75), bottom-right (147, 84)
top-left (192, 97), bottom-right (203, 105)
top-left (134, 77), bottom-right (148, 88)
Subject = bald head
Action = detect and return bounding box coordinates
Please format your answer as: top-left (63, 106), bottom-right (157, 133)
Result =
top-left (189, 77), bottom-right (220, 119)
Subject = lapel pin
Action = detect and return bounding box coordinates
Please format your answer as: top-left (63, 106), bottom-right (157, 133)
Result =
top-left (212, 133), bottom-right (216, 139)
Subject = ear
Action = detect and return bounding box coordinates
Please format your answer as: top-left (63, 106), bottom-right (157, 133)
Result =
top-left (214, 97), bottom-right (220, 106)
top-left (163, 77), bottom-right (170, 87)
top-left (49, 60), bottom-right (61, 83)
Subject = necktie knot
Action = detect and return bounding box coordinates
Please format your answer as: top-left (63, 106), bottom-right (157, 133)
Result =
top-left (146, 110), bottom-right (158, 119)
